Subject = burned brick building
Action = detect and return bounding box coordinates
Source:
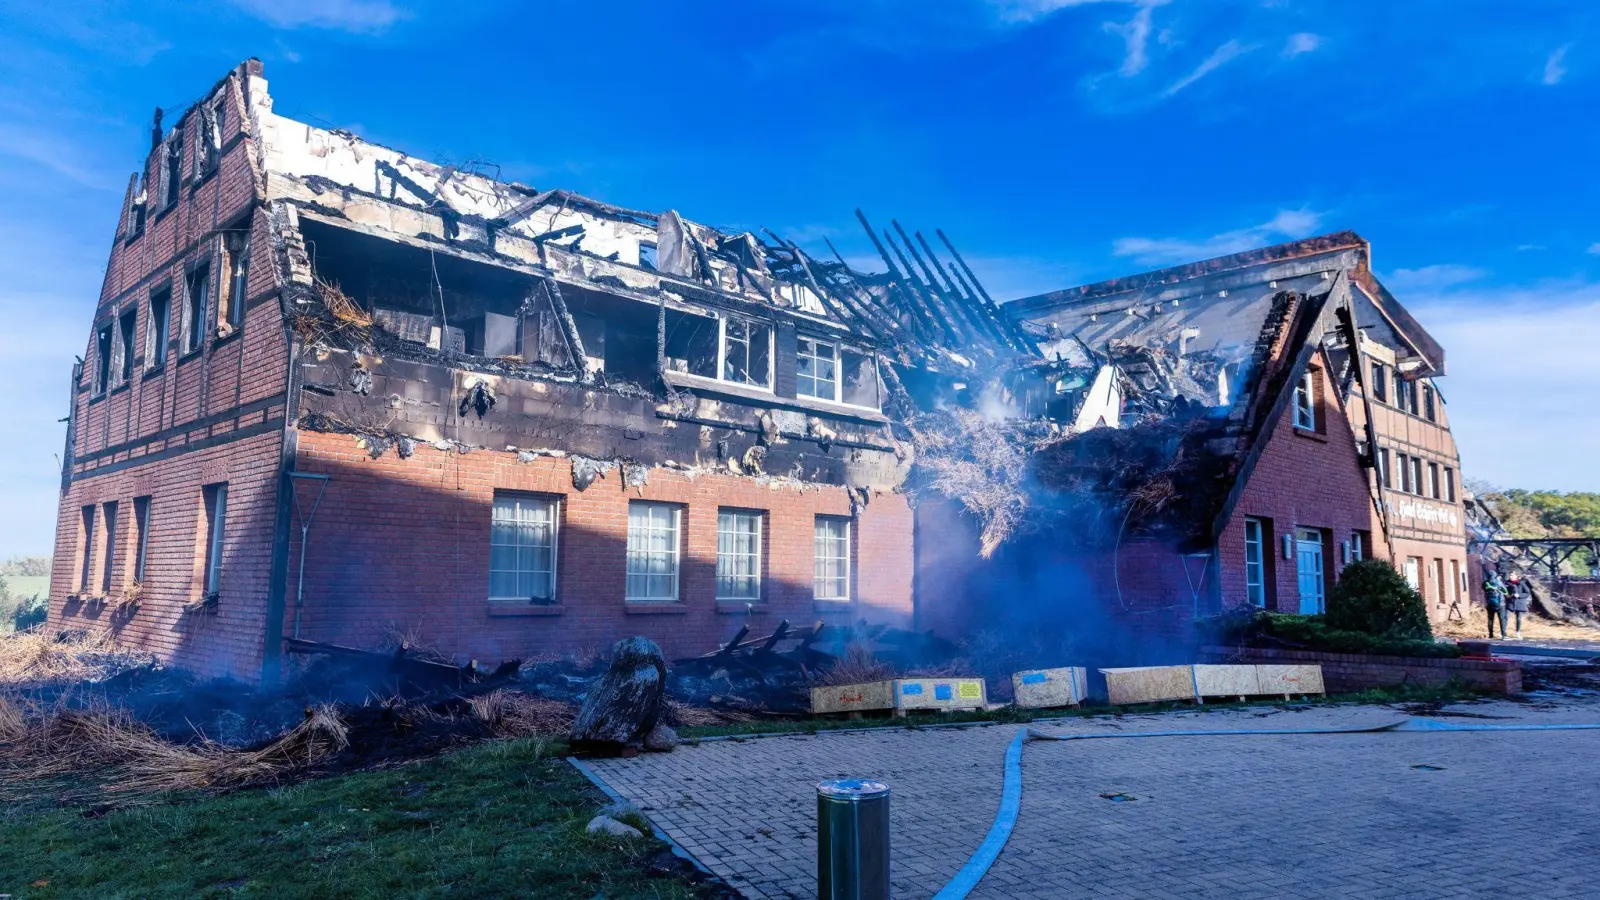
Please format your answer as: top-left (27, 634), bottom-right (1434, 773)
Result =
top-left (48, 60), bottom-right (1034, 681)
top-left (49, 61), bottom-right (1464, 682)
top-left (914, 233), bottom-right (1466, 657)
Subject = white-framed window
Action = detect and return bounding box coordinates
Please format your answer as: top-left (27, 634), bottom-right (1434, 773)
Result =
top-left (1410, 457), bottom-right (1424, 498)
top-left (1427, 462), bottom-right (1440, 499)
top-left (1244, 518), bottom-right (1266, 607)
top-left (716, 509), bottom-right (763, 602)
top-left (1293, 369), bottom-right (1316, 430)
top-left (1350, 531), bottom-right (1365, 562)
top-left (1444, 467), bottom-right (1457, 503)
top-left (626, 501), bottom-right (681, 602)
top-left (720, 317), bottom-right (773, 388)
top-left (489, 493), bottom-right (559, 603)
top-left (1369, 359), bottom-right (1388, 403)
top-left (814, 516), bottom-right (851, 602)
top-left (1377, 448), bottom-right (1391, 489)
top-left (796, 337), bottom-right (838, 401)
top-left (201, 483), bottom-right (228, 596)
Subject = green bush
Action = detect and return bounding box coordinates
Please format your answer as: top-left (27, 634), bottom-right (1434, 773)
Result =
top-left (11, 595), bottom-right (47, 632)
top-left (1325, 558), bottom-right (1433, 641)
top-left (1251, 613), bottom-right (1460, 659)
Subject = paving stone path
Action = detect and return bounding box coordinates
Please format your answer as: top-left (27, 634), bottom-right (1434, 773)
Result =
top-left (584, 699), bottom-right (1600, 899)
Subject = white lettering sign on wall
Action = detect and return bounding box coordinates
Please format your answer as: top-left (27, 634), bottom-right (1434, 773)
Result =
top-left (1386, 499), bottom-right (1460, 528)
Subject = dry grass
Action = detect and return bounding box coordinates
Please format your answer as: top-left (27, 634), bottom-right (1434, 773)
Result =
top-left (814, 642), bottom-right (898, 687)
top-left (0, 701), bottom-right (349, 796)
top-left (0, 629), bottom-right (148, 688)
top-left (909, 409), bottom-right (1031, 557)
top-left (466, 690), bottom-right (575, 738)
top-left (663, 700), bottom-right (754, 728)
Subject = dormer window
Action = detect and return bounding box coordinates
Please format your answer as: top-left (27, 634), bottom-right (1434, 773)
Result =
top-left (797, 336), bottom-right (881, 409)
top-left (1293, 368), bottom-right (1317, 430)
top-left (720, 317), bottom-right (772, 389)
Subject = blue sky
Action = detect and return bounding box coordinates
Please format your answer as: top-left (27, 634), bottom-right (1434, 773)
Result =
top-left (1, 0), bottom-right (1596, 555)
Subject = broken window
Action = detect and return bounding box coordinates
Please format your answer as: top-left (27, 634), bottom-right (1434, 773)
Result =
top-left (1444, 467), bottom-right (1457, 503)
top-left (1410, 457), bottom-right (1424, 498)
top-left (1369, 360), bottom-right (1387, 403)
top-left (840, 348), bottom-right (880, 409)
top-left (148, 289), bottom-right (171, 367)
top-left (489, 493), bottom-right (558, 604)
top-left (222, 226), bottom-right (251, 330)
top-left (1244, 518), bottom-right (1266, 607)
top-left (117, 307), bottom-right (136, 385)
top-left (202, 96), bottom-right (225, 172)
top-left (638, 241), bottom-right (658, 271)
top-left (93, 323), bottom-right (113, 395)
top-left (78, 505), bottom-right (95, 592)
top-left (663, 310), bottom-right (718, 379)
top-left (1378, 448), bottom-right (1391, 489)
top-left (201, 483), bottom-right (227, 597)
top-left (100, 501), bottom-right (118, 594)
top-left (814, 517), bottom-right (851, 602)
top-left (133, 496), bottom-right (151, 584)
top-left (716, 509), bottom-right (763, 602)
top-left (626, 501), bottom-right (680, 603)
top-left (1422, 384), bottom-right (1436, 422)
top-left (721, 317), bottom-right (772, 388)
top-left (184, 265), bottom-right (210, 354)
top-left (1292, 369), bottom-right (1316, 430)
top-left (796, 337), bottom-right (838, 401)
top-left (1427, 462), bottom-right (1440, 499)
top-left (163, 130), bottom-right (183, 210)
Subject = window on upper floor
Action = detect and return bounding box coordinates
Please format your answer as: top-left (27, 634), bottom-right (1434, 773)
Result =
top-left (1422, 384), bottom-right (1436, 422)
top-left (1395, 452), bottom-right (1411, 493)
top-left (1369, 360), bottom-right (1388, 404)
top-left (202, 96), bottom-right (225, 172)
top-left (1428, 462), bottom-right (1441, 499)
top-left (162, 130), bottom-right (183, 210)
top-left (184, 265), bottom-right (210, 354)
top-left (797, 337), bottom-right (838, 401)
top-left (222, 226), bottom-right (251, 331)
top-left (1293, 368), bottom-right (1317, 430)
top-left (78, 505), bottom-right (96, 593)
top-left (637, 241), bottom-right (658, 271)
top-left (721, 317), bottom-right (772, 389)
top-left (93, 324), bottom-right (112, 395)
top-left (148, 288), bottom-right (171, 368)
top-left (116, 307), bottom-right (136, 386)
top-left (1410, 456), bottom-right (1424, 497)
top-left (1444, 467), bottom-right (1457, 503)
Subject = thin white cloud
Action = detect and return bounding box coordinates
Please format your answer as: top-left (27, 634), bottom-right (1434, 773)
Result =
top-left (1411, 284), bottom-right (1600, 491)
top-left (1112, 208), bottom-right (1323, 265)
top-left (1161, 39), bottom-right (1253, 98)
top-left (1542, 44), bottom-right (1571, 86)
top-left (1105, 3), bottom-right (1162, 76)
top-left (1283, 32), bottom-right (1321, 58)
top-left (1587, 242), bottom-right (1600, 255)
top-left (988, 0), bottom-right (1147, 26)
top-left (227, 0), bottom-right (406, 33)
top-left (1384, 264), bottom-right (1488, 293)
top-left (0, 123), bottom-right (119, 192)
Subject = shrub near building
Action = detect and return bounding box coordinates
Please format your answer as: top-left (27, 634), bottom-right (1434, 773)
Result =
top-left (1325, 558), bottom-right (1433, 641)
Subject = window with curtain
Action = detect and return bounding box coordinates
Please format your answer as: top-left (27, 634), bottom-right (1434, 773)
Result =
top-left (814, 517), bottom-right (851, 601)
top-left (716, 509), bottom-right (762, 601)
top-left (489, 494), bottom-right (558, 603)
top-left (626, 502), bottom-right (681, 602)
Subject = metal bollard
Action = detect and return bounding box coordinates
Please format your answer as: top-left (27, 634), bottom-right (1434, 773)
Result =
top-left (816, 778), bottom-right (891, 900)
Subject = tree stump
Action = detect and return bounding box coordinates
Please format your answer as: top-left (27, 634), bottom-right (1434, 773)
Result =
top-left (569, 637), bottom-right (667, 754)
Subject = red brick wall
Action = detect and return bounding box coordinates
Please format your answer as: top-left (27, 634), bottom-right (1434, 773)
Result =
top-left (285, 430), bottom-right (915, 664)
top-left (1212, 646), bottom-right (1522, 695)
top-left (1217, 358), bottom-right (1390, 614)
top-left (48, 66), bottom-right (292, 682)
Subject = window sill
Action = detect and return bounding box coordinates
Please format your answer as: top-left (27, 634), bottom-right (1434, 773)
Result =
top-left (177, 346), bottom-right (205, 364)
top-left (814, 599), bottom-right (853, 612)
top-left (662, 371), bottom-right (888, 424)
top-left (624, 602), bottom-right (689, 615)
top-left (155, 203), bottom-right (178, 223)
top-left (88, 391), bottom-right (107, 405)
top-left (213, 326), bottom-right (242, 348)
top-left (715, 601), bottom-right (768, 614)
top-left (488, 603), bottom-right (565, 617)
top-left (1292, 426), bottom-right (1328, 443)
top-left (143, 364), bottom-right (167, 380)
top-left (110, 382), bottom-right (131, 397)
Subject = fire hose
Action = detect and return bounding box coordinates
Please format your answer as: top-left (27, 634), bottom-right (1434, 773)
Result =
top-left (931, 718), bottom-right (1600, 900)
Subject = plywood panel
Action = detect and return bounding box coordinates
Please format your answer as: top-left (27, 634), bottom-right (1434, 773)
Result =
top-left (1100, 666), bottom-right (1195, 705)
top-left (1193, 665), bottom-right (1262, 698)
top-left (811, 680), bottom-right (896, 715)
top-left (1256, 664), bottom-right (1325, 696)
top-left (894, 678), bottom-right (987, 712)
top-left (1012, 667), bottom-right (1089, 709)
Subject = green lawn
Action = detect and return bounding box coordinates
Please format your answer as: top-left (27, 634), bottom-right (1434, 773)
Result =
top-left (0, 738), bottom-right (714, 900)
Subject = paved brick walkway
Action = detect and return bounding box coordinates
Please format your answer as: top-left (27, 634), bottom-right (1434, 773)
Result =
top-left (585, 700), bottom-right (1600, 899)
